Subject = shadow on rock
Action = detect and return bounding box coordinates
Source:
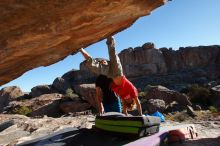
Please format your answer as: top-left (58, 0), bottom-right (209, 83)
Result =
top-left (17, 127), bottom-right (137, 146)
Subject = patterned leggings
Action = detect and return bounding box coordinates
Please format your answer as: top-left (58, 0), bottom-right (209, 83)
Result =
top-left (107, 40), bottom-right (123, 78)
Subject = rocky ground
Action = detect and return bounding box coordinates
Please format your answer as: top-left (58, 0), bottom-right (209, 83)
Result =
top-left (0, 111), bottom-right (220, 146)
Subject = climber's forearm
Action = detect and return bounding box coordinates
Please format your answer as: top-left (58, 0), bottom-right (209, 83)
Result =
top-left (79, 48), bottom-right (91, 60)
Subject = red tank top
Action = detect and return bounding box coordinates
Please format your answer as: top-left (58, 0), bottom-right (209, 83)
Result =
top-left (111, 76), bottom-right (138, 99)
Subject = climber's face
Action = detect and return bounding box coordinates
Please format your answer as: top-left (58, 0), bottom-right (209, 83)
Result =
top-left (99, 59), bottom-right (108, 66)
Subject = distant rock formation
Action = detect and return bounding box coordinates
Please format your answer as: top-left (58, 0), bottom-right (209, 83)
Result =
top-left (119, 44), bottom-right (220, 78)
top-left (119, 42), bottom-right (168, 77)
top-left (0, 0), bottom-right (166, 86)
top-left (123, 44), bottom-right (220, 91)
top-left (160, 45), bottom-right (220, 72)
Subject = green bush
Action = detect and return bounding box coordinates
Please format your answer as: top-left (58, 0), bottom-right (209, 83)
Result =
top-left (187, 84), bottom-right (212, 106)
top-left (138, 92), bottom-right (146, 98)
top-left (208, 106), bottom-right (218, 113)
top-left (175, 114), bottom-right (187, 122)
top-left (65, 88), bottom-right (79, 100)
top-left (13, 106), bottom-right (32, 115)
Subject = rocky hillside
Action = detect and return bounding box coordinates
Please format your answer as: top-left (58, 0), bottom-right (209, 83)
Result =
top-left (119, 43), bottom-right (220, 78)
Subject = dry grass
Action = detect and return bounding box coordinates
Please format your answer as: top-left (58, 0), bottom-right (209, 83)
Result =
top-left (195, 111), bottom-right (220, 120)
top-left (165, 111), bottom-right (192, 122)
top-left (165, 110), bottom-right (220, 122)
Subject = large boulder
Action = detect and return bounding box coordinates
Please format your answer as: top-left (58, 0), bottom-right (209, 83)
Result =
top-left (62, 69), bottom-right (97, 85)
top-left (211, 85), bottom-right (220, 108)
top-left (0, 86), bottom-right (24, 112)
top-left (52, 77), bottom-right (71, 94)
top-left (59, 101), bottom-right (91, 114)
top-left (31, 85), bottom-right (56, 98)
top-left (186, 105), bottom-right (196, 117)
top-left (0, 114), bottom-right (95, 145)
top-left (0, 0), bottom-right (166, 86)
top-left (0, 86), bottom-right (24, 100)
top-left (142, 99), bottom-right (166, 114)
top-left (146, 85), bottom-right (192, 106)
top-left (74, 84), bottom-right (96, 108)
top-left (28, 93), bottom-right (63, 117)
top-left (119, 46), bottom-right (167, 77)
top-left (212, 85), bottom-right (220, 96)
top-left (8, 93), bottom-right (64, 117)
top-left (165, 101), bottom-right (186, 113)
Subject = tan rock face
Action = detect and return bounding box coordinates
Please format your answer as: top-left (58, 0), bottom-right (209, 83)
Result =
top-left (161, 46), bottom-right (220, 72)
top-left (119, 44), bottom-right (168, 77)
top-left (146, 85), bottom-right (192, 106)
top-left (118, 45), bottom-right (220, 78)
top-left (0, 0), bottom-right (166, 86)
top-left (0, 86), bottom-right (24, 112)
top-left (73, 84), bottom-right (96, 108)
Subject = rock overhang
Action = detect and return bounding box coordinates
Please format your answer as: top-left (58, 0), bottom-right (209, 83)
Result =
top-left (0, 0), bottom-right (167, 86)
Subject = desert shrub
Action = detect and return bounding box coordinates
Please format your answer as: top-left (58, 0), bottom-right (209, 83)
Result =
top-left (187, 84), bottom-right (212, 106)
top-left (65, 88), bottom-right (74, 97)
top-left (165, 112), bottom-right (189, 122)
top-left (208, 106), bottom-right (218, 113)
top-left (13, 106), bottom-right (32, 115)
top-left (175, 114), bottom-right (187, 122)
top-left (138, 92), bottom-right (146, 98)
top-left (65, 88), bottom-right (77, 98)
top-left (65, 88), bottom-right (79, 100)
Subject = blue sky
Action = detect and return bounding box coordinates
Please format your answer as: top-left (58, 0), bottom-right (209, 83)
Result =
top-left (1, 0), bottom-right (220, 92)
